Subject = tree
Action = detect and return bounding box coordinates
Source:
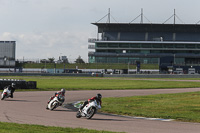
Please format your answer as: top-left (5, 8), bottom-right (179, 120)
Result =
top-left (74, 56), bottom-right (85, 64)
top-left (40, 59), bottom-right (49, 63)
top-left (48, 57), bottom-right (55, 63)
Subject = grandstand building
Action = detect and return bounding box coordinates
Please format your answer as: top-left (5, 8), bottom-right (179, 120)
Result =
top-left (0, 41), bottom-right (16, 67)
top-left (88, 23), bottom-right (200, 65)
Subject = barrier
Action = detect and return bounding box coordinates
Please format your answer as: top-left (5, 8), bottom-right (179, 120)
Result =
top-left (91, 73), bottom-right (103, 77)
top-left (0, 79), bottom-right (37, 90)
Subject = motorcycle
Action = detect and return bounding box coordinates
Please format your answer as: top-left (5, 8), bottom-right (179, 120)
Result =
top-left (46, 95), bottom-right (65, 110)
top-left (76, 100), bottom-right (101, 119)
top-left (1, 87), bottom-right (12, 100)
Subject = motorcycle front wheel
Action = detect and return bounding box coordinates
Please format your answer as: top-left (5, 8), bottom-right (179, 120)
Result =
top-left (1, 95), bottom-right (5, 100)
top-left (76, 111), bottom-right (82, 118)
top-left (50, 102), bottom-right (58, 111)
top-left (86, 107), bottom-right (96, 119)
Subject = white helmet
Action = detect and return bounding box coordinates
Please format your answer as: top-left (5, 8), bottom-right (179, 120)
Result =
top-left (11, 83), bottom-right (16, 87)
top-left (61, 88), bottom-right (65, 94)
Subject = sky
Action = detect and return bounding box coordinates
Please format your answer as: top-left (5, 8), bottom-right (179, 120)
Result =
top-left (0, 0), bottom-right (200, 62)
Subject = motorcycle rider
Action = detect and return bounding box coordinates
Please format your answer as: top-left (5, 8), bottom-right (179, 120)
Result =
top-left (46, 88), bottom-right (65, 109)
top-left (4, 83), bottom-right (16, 98)
top-left (79, 93), bottom-right (102, 111)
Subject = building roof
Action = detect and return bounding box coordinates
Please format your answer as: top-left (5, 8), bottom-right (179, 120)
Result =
top-left (92, 23), bottom-right (200, 33)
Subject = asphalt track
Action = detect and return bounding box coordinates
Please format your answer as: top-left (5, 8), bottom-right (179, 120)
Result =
top-left (1, 88), bottom-right (200, 133)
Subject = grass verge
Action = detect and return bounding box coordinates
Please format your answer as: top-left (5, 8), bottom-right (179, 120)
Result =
top-left (101, 91), bottom-right (200, 123)
top-left (2, 76), bottom-right (200, 91)
top-left (0, 122), bottom-right (122, 133)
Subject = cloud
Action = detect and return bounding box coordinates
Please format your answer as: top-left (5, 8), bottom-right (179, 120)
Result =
top-left (0, 31), bottom-right (90, 62)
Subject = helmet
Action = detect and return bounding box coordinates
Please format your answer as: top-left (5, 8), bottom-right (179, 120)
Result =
top-left (11, 83), bottom-right (16, 88)
top-left (61, 88), bottom-right (65, 94)
top-left (96, 93), bottom-right (102, 99)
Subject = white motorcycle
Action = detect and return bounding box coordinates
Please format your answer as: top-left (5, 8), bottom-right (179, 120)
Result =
top-left (1, 87), bottom-right (12, 100)
top-left (46, 95), bottom-right (65, 110)
top-left (76, 100), bottom-right (101, 119)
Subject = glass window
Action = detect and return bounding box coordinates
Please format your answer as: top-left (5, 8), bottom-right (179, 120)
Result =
top-left (141, 44), bottom-right (151, 48)
top-left (108, 43), bottom-right (119, 48)
top-left (151, 50), bottom-right (161, 53)
top-left (196, 45), bottom-right (200, 48)
top-left (119, 44), bottom-right (129, 48)
top-left (186, 44), bottom-right (195, 48)
top-left (175, 44), bottom-right (184, 48)
top-left (89, 56), bottom-right (95, 63)
top-left (164, 50), bottom-right (174, 53)
top-left (176, 50), bottom-right (187, 53)
top-left (129, 50), bottom-right (140, 53)
top-left (175, 58), bottom-right (185, 64)
top-left (151, 58), bottom-right (159, 64)
top-left (96, 43), bottom-right (107, 48)
top-left (107, 57), bottom-right (118, 63)
top-left (96, 50), bottom-right (107, 53)
top-left (130, 44), bottom-right (140, 48)
top-left (163, 44), bottom-right (174, 48)
top-left (96, 57), bottom-right (107, 63)
top-left (115, 50), bottom-right (121, 53)
top-left (108, 50), bottom-right (117, 53)
top-left (152, 44), bottom-right (163, 48)
top-left (118, 57), bottom-right (129, 63)
top-left (141, 50), bottom-right (150, 54)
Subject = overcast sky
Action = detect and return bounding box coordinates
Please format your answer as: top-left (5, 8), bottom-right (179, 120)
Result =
top-left (0, 0), bottom-right (200, 62)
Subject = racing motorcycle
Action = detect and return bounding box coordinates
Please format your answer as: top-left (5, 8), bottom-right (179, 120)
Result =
top-left (76, 100), bottom-right (101, 119)
top-left (1, 87), bottom-right (12, 100)
top-left (46, 95), bottom-right (65, 110)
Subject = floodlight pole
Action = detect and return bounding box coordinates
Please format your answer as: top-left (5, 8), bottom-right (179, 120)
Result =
top-left (174, 9), bottom-right (176, 24)
top-left (108, 8), bottom-right (110, 23)
top-left (141, 8), bottom-right (143, 23)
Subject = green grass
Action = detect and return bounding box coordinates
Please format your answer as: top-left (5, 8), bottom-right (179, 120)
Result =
top-left (0, 122), bottom-right (120, 133)
top-left (2, 76), bottom-right (200, 91)
top-left (101, 91), bottom-right (200, 122)
top-left (19, 77), bottom-right (200, 90)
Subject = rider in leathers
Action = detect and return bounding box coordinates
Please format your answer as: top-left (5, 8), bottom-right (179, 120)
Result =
top-left (4, 83), bottom-right (16, 98)
top-left (46, 88), bottom-right (65, 109)
top-left (79, 93), bottom-right (102, 111)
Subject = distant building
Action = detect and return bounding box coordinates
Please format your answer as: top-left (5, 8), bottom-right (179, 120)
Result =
top-left (58, 56), bottom-right (69, 63)
top-left (0, 41), bottom-right (16, 67)
top-left (88, 23), bottom-right (200, 66)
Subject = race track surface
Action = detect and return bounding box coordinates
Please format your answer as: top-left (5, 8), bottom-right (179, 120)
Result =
top-left (1, 88), bottom-right (200, 133)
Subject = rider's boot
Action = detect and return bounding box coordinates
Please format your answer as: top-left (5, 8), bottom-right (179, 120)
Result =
top-left (10, 93), bottom-right (13, 98)
top-left (79, 106), bottom-right (83, 112)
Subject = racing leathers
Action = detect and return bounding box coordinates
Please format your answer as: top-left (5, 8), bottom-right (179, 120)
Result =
top-left (4, 85), bottom-right (15, 98)
top-left (79, 96), bottom-right (102, 111)
top-left (48, 91), bottom-right (65, 105)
